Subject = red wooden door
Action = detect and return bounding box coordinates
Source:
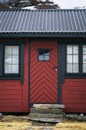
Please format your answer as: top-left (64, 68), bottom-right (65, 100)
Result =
top-left (30, 40), bottom-right (58, 104)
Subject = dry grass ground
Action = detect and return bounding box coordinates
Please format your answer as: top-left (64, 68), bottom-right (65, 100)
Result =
top-left (0, 115), bottom-right (86, 130)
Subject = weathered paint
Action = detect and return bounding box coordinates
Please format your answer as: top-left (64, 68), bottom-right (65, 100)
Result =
top-left (30, 40), bottom-right (58, 104)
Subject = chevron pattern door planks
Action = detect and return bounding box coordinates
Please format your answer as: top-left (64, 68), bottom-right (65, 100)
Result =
top-left (30, 40), bottom-right (58, 104)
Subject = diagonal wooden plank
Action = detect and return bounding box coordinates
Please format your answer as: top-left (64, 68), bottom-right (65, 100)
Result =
top-left (30, 40), bottom-right (58, 103)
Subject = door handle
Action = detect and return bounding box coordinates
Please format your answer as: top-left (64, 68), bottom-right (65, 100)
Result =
top-left (52, 66), bottom-right (58, 71)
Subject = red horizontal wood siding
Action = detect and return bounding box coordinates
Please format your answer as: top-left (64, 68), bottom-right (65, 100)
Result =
top-left (30, 40), bottom-right (58, 104)
top-left (62, 79), bottom-right (86, 113)
top-left (0, 40), bottom-right (29, 112)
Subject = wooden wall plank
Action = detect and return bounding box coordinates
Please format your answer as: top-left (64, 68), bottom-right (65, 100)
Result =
top-left (62, 79), bottom-right (86, 113)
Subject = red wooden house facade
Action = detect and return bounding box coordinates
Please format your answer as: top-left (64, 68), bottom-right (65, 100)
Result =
top-left (0, 9), bottom-right (86, 113)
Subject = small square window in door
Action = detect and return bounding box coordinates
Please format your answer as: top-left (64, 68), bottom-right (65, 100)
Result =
top-left (38, 49), bottom-right (50, 61)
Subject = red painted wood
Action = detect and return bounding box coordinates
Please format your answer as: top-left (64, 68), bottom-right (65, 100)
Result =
top-left (0, 80), bottom-right (23, 112)
top-left (0, 40), bottom-right (29, 112)
top-left (62, 79), bottom-right (86, 113)
top-left (30, 40), bottom-right (58, 103)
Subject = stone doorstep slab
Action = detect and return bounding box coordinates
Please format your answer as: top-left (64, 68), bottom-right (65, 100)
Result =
top-left (29, 117), bottom-right (62, 123)
top-left (33, 104), bottom-right (65, 109)
top-left (29, 113), bottom-right (64, 118)
top-left (31, 108), bottom-right (64, 114)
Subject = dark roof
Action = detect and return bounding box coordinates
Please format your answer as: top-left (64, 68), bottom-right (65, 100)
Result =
top-left (0, 9), bottom-right (86, 37)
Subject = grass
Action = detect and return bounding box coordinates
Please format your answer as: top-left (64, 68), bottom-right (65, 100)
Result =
top-left (0, 115), bottom-right (86, 130)
top-left (54, 122), bottom-right (86, 130)
top-left (0, 122), bottom-right (32, 130)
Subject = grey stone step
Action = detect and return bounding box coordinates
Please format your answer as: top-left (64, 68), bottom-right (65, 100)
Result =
top-left (31, 108), bottom-right (64, 114)
top-left (29, 117), bottom-right (62, 123)
top-left (29, 104), bottom-right (65, 123)
top-left (29, 113), bottom-right (63, 119)
top-left (33, 104), bottom-right (65, 109)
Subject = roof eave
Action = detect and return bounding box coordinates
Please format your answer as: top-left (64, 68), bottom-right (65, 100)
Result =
top-left (0, 32), bottom-right (86, 38)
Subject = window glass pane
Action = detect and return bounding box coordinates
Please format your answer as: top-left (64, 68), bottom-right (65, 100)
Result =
top-left (5, 46), bottom-right (11, 55)
top-left (73, 55), bottom-right (78, 63)
top-left (13, 46), bottom-right (19, 55)
top-left (67, 55), bottom-right (72, 63)
top-left (67, 46), bottom-right (72, 54)
top-left (73, 64), bottom-right (79, 73)
top-left (38, 49), bottom-right (50, 61)
top-left (45, 56), bottom-right (49, 61)
top-left (5, 55), bottom-right (12, 64)
top-left (83, 45), bottom-right (86, 54)
top-left (73, 46), bottom-right (78, 54)
top-left (5, 46), bottom-right (19, 74)
top-left (39, 50), bottom-right (44, 55)
top-left (67, 64), bottom-right (72, 73)
top-left (83, 46), bottom-right (86, 73)
top-left (5, 65), bottom-right (12, 73)
top-left (67, 45), bottom-right (79, 73)
top-left (12, 56), bottom-right (19, 64)
top-left (44, 50), bottom-right (49, 56)
top-left (83, 64), bottom-right (86, 73)
top-left (39, 55), bottom-right (44, 61)
top-left (12, 65), bottom-right (19, 73)
top-left (83, 55), bottom-right (86, 63)
top-left (12, 46), bottom-right (19, 55)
